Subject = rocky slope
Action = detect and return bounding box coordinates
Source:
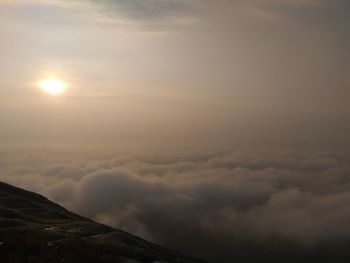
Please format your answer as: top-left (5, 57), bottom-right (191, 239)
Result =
top-left (0, 182), bottom-right (204, 263)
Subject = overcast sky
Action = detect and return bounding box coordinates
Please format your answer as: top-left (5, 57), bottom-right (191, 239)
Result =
top-left (1, 0), bottom-right (349, 149)
top-left (1, 2), bottom-right (350, 261)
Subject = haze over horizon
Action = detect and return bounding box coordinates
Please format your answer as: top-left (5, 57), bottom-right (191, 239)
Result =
top-left (1, 0), bottom-right (350, 148)
top-left (1, 0), bottom-right (350, 262)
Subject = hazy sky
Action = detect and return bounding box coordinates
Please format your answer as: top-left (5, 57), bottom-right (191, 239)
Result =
top-left (1, 0), bottom-right (349, 148)
top-left (1, 2), bottom-right (350, 261)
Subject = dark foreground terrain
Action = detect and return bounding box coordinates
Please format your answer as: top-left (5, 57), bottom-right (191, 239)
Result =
top-left (0, 182), bottom-right (204, 263)
top-left (2, 181), bottom-right (350, 263)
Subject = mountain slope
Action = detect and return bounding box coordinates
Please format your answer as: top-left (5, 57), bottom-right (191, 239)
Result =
top-left (0, 182), bottom-right (204, 263)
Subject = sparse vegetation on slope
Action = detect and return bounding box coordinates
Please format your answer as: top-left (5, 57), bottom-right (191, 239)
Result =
top-left (0, 182), bottom-right (204, 263)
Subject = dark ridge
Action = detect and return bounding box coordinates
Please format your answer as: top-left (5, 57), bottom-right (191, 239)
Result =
top-left (0, 181), bottom-right (205, 263)
top-left (0, 182), bottom-right (51, 204)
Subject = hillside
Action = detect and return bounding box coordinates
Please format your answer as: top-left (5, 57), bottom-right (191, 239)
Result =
top-left (0, 182), bottom-right (204, 263)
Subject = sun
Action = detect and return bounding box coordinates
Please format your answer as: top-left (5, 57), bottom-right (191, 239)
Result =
top-left (39, 79), bottom-right (66, 95)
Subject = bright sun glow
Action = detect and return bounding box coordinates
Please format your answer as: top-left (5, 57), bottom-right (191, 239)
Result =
top-left (39, 79), bottom-right (66, 95)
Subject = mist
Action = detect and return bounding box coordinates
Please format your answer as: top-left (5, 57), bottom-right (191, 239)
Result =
top-left (1, 0), bottom-right (350, 262)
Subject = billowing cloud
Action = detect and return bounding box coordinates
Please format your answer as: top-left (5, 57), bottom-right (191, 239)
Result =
top-left (1, 146), bottom-right (350, 261)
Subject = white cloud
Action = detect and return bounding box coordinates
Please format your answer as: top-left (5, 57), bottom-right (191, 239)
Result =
top-left (1, 146), bottom-right (350, 260)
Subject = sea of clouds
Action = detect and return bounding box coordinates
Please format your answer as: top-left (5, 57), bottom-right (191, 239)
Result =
top-left (1, 146), bottom-right (350, 261)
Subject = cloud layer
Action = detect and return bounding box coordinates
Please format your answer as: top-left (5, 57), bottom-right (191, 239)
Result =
top-left (1, 146), bottom-right (350, 261)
